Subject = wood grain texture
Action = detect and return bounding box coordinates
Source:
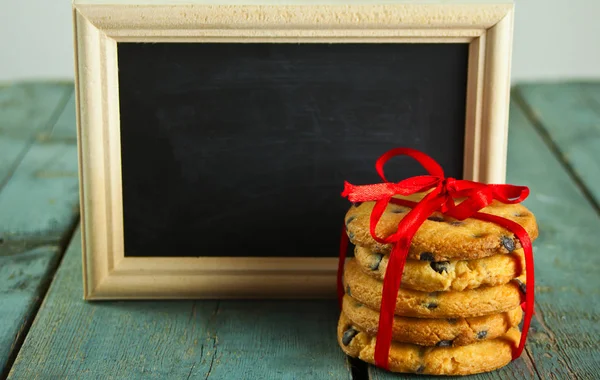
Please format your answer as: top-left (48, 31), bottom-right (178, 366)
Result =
top-left (0, 82), bottom-right (71, 186)
top-left (370, 98), bottom-right (600, 379)
top-left (509, 87), bottom-right (600, 378)
top-left (8, 228), bottom-right (352, 379)
top-left (0, 83), bottom-right (77, 376)
top-left (0, 92), bottom-right (79, 241)
top-left (0, 246), bottom-right (62, 374)
top-left (514, 82), bottom-right (600, 208)
top-left (580, 82), bottom-right (600, 107)
top-left (75, 2), bottom-right (512, 35)
top-left (36, 90), bottom-right (78, 144)
top-left (0, 141), bottom-right (79, 239)
top-left (0, 82), bottom-right (71, 137)
top-left (196, 300), bottom-right (351, 379)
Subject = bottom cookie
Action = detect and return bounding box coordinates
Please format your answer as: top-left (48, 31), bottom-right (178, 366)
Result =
top-left (337, 312), bottom-right (520, 376)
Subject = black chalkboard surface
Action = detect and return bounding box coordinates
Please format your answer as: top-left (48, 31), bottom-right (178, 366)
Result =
top-left (117, 42), bottom-right (468, 257)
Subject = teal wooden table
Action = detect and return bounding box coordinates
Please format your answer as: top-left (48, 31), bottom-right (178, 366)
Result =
top-left (1, 82), bottom-right (599, 379)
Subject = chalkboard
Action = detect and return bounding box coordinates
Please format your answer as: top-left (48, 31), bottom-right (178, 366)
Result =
top-left (117, 42), bottom-right (468, 258)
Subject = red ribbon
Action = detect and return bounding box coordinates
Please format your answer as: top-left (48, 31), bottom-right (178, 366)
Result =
top-left (337, 147), bottom-right (534, 370)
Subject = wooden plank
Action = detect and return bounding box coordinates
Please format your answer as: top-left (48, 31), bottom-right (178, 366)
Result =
top-left (0, 140), bottom-right (79, 240)
top-left (0, 246), bottom-right (62, 374)
top-left (504, 93), bottom-right (600, 379)
top-left (0, 82), bottom-right (72, 137)
top-left (0, 83), bottom-right (77, 376)
top-left (7, 228), bottom-right (353, 379)
top-left (0, 85), bottom-right (79, 242)
top-left (0, 82), bottom-right (72, 187)
top-left (370, 98), bottom-right (600, 379)
top-left (35, 90), bottom-right (77, 143)
top-left (0, 136), bottom-right (29, 187)
top-left (200, 300), bottom-right (351, 379)
top-left (514, 82), bottom-right (600, 207)
top-left (580, 82), bottom-right (600, 108)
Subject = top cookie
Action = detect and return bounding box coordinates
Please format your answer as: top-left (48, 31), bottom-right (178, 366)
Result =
top-left (345, 192), bottom-right (538, 261)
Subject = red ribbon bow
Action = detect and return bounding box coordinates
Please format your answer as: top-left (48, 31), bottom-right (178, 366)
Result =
top-left (337, 147), bottom-right (534, 370)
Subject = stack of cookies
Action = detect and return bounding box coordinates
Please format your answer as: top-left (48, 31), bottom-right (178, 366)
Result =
top-left (337, 193), bottom-right (538, 376)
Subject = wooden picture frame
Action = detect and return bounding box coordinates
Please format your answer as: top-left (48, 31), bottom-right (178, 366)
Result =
top-left (72, 0), bottom-right (514, 300)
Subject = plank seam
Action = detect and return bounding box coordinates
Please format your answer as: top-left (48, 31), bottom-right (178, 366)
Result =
top-left (512, 87), bottom-right (600, 216)
top-left (524, 345), bottom-right (543, 379)
top-left (513, 88), bottom-right (595, 379)
top-left (205, 337), bottom-right (217, 380)
top-left (185, 362), bottom-right (196, 380)
top-left (204, 300), bottom-right (220, 380)
top-left (0, 86), bottom-right (73, 195)
top-left (530, 303), bottom-right (580, 379)
top-left (1, 212), bottom-right (81, 379)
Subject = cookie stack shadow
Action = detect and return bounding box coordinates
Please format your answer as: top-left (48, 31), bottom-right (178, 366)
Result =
top-left (337, 196), bottom-right (538, 376)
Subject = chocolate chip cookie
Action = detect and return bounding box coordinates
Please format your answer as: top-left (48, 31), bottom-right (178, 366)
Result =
top-left (337, 312), bottom-right (520, 375)
top-left (354, 245), bottom-right (526, 292)
top-left (342, 294), bottom-right (522, 346)
top-left (343, 258), bottom-right (523, 318)
top-left (344, 193), bottom-right (538, 261)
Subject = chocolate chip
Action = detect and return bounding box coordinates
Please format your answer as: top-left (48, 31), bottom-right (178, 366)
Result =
top-left (420, 252), bottom-right (435, 261)
top-left (346, 285), bottom-right (351, 297)
top-left (342, 328), bottom-right (359, 346)
top-left (436, 340), bottom-right (453, 347)
top-left (430, 261), bottom-right (450, 274)
top-left (428, 216), bottom-right (444, 222)
top-left (425, 302), bottom-right (438, 309)
top-left (447, 318), bottom-right (458, 324)
top-left (352, 202), bottom-right (362, 208)
top-left (501, 236), bottom-right (515, 252)
top-left (514, 278), bottom-right (526, 294)
top-left (348, 232), bottom-right (355, 240)
top-left (391, 208), bottom-right (405, 214)
top-left (449, 221), bottom-right (463, 226)
top-left (477, 330), bottom-right (488, 339)
top-left (416, 365), bottom-right (425, 374)
top-left (345, 216), bottom-right (356, 226)
top-left (370, 253), bottom-right (384, 271)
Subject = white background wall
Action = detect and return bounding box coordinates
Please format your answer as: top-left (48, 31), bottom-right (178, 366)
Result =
top-left (1, 0), bottom-right (599, 83)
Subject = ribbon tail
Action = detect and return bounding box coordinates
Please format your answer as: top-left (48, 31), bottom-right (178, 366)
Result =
top-left (516, 228), bottom-right (534, 359)
top-left (474, 212), bottom-right (534, 360)
top-left (373, 192), bottom-right (445, 369)
top-left (337, 224), bottom-right (350, 309)
top-left (373, 242), bottom-right (408, 369)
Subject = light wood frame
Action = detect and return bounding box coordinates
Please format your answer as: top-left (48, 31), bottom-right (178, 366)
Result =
top-left (73, 0), bottom-right (514, 300)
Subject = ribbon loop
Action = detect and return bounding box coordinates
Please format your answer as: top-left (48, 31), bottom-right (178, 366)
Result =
top-left (375, 148), bottom-right (445, 183)
top-left (338, 147), bottom-right (534, 371)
